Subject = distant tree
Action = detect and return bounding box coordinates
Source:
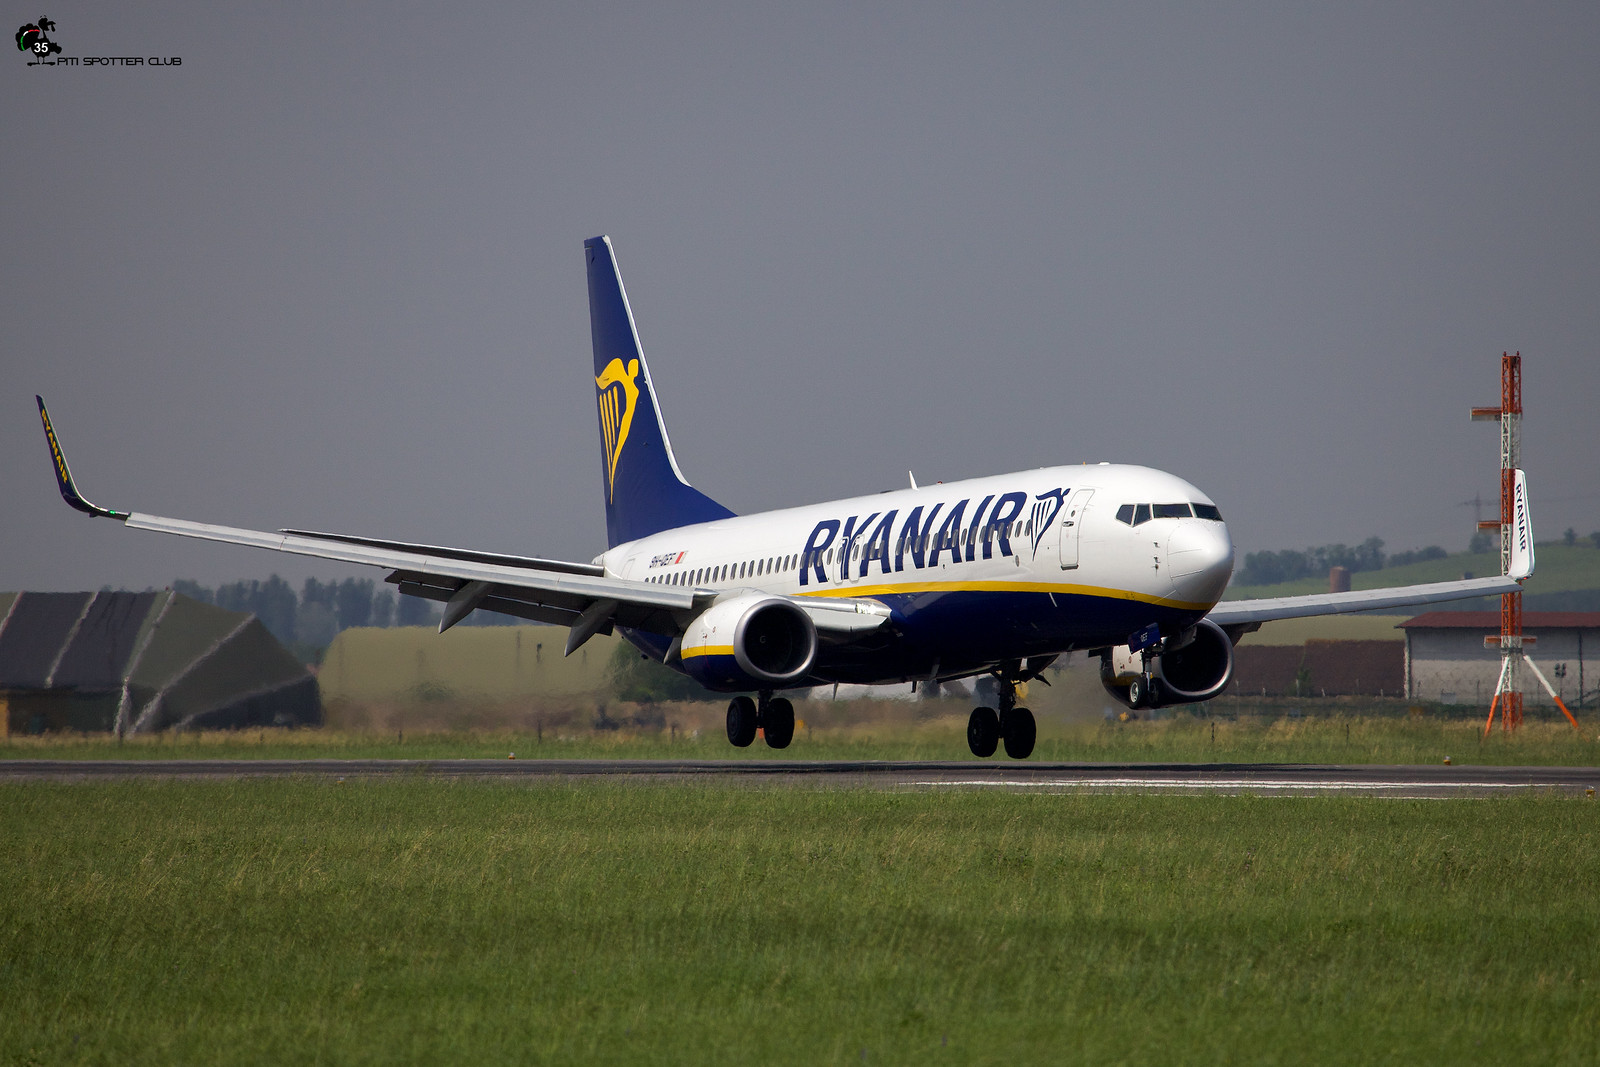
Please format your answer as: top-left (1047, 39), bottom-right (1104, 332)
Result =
top-left (1564, 527), bottom-right (1578, 547)
top-left (293, 578), bottom-right (344, 647)
top-left (216, 575), bottom-right (298, 644)
top-left (256, 575), bottom-right (298, 644)
top-left (1469, 531), bottom-right (1495, 555)
top-left (300, 577), bottom-right (338, 612)
top-left (215, 582), bottom-right (245, 617)
top-left (171, 579), bottom-right (214, 604)
top-left (1591, 531), bottom-right (1600, 551)
top-left (1387, 546), bottom-right (1447, 568)
top-left (607, 642), bottom-right (718, 703)
top-left (295, 602), bottom-right (338, 649)
top-left (371, 590), bottom-right (395, 627)
top-left (335, 577), bottom-right (374, 629)
top-left (1239, 537), bottom-right (1387, 586)
top-left (1354, 537), bottom-right (1385, 572)
top-left (395, 593), bottom-right (439, 628)
top-left (1239, 549), bottom-right (1311, 586)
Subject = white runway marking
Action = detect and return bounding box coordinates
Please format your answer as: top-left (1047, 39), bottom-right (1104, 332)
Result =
top-left (907, 777), bottom-right (1548, 796)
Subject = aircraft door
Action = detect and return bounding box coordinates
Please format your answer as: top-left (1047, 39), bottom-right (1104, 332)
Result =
top-left (1058, 489), bottom-right (1094, 570)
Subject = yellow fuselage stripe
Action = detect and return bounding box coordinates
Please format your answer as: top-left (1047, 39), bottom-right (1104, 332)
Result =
top-left (792, 579), bottom-right (1212, 613)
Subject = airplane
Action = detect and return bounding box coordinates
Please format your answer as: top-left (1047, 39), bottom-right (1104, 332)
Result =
top-left (36, 235), bottom-right (1536, 759)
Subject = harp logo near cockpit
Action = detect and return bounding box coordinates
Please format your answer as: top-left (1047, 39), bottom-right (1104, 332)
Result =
top-left (595, 357), bottom-right (641, 501)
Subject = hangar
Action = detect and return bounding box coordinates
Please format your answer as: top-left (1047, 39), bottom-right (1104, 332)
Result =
top-left (0, 590), bottom-right (321, 736)
top-left (1399, 612), bottom-right (1599, 709)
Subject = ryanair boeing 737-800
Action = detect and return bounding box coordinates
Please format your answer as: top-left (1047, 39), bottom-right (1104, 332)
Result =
top-left (37, 236), bottom-right (1535, 758)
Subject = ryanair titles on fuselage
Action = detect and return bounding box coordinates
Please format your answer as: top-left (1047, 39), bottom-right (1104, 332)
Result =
top-left (793, 485), bottom-right (1066, 587)
top-left (633, 482), bottom-right (1074, 588)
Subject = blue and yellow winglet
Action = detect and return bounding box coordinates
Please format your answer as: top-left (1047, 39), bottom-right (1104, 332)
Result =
top-left (36, 396), bottom-right (129, 520)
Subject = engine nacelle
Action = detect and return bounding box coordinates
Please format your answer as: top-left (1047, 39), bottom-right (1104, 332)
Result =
top-left (1100, 618), bottom-right (1234, 708)
top-left (679, 594), bottom-right (818, 692)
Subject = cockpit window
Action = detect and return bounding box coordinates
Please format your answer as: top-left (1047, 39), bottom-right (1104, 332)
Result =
top-left (1120, 502), bottom-right (1208, 526)
top-left (1126, 505), bottom-right (1222, 531)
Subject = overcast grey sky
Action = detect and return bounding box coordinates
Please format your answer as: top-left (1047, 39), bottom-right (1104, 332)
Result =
top-left (4, 3), bottom-right (1597, 593)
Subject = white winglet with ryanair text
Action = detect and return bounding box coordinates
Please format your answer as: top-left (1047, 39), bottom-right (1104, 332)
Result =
top-left (1508, 468), bottom-right (1534, 580)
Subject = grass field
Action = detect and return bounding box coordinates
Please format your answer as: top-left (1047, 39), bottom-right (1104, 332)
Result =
top-left (2, 781), bottom-right (1596, 1064)
top-left (3, 709), bottom-right (1597, 766)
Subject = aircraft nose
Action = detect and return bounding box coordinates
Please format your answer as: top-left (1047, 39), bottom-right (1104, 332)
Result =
top-left (1166, 520), bottom-right (1234, 603)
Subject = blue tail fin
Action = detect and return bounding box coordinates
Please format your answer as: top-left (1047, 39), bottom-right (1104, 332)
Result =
top-left (586, 236), bottom-right (735, 547)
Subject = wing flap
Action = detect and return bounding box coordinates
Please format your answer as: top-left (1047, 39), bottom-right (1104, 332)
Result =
top-left (389, 570), bottom-right (685, 634)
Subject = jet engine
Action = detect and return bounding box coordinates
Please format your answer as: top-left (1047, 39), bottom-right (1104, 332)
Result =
top-left (1100, 618), bottom-right (1234, 708)
top-left (678, 594), bottom-right (818, 691)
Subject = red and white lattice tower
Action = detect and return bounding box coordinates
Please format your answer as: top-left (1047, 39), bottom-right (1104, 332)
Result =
top-left (1471, 353), bottom-right (1580, 735)
top-left (1471, 354), bottom-right (1524, 730)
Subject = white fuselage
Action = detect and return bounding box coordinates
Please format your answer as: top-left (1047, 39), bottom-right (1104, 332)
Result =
top-left (603, 463), bottom-right (1234, 676)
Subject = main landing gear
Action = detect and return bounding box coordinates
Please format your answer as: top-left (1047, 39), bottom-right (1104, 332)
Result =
top-left (968, 675), bottom-right (1036, 760)
top-left (726, 691), bottom-right (795, 750)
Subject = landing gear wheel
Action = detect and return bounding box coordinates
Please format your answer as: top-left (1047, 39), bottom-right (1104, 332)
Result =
top-left (726, 696), bottom-right (758, 748)
top-left (1127, 675), bottom-right (1147, 709)
top-left (1001, 707), bottom-right (1036, 759)
top-left (762, 697), bottom-right (795, 749)
top-left (967, 706), bottom-right (1000, 758)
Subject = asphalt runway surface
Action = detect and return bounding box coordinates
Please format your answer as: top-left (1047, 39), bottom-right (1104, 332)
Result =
top-left (2, 759), bottom-right (1598, 797)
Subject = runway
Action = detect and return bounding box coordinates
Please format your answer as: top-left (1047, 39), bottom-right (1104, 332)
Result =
top-left (2, 759), bottom-right (1597, 797)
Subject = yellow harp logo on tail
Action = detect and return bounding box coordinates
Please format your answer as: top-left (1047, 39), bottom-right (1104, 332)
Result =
top-left (595, 357), bottom-right (641, 502)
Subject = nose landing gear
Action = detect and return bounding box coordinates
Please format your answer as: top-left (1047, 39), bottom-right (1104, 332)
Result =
top-left (968, 673), bottom-right (1036, 759)
top-left (726, 691), bottom-right (795, 750)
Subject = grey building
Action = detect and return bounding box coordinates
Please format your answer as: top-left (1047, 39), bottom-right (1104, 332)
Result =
top-left (1399, 612), bottom-right (1599, 709)
top-left (0, 590), bottom-right (321, 735)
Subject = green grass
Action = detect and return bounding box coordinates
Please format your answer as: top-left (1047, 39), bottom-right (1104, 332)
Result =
top-left (1224, 543), bottom-right (1600, 601)
top-left (4, 711), bottom-right (1598, 765)
top-left (2, 781), bottom-right (1597, 1064)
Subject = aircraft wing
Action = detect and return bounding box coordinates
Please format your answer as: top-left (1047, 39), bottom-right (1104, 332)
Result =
top-left (1208, 468), bottom-right (1534, 632)
top-left (37, 397), bottom-right (888, 649)
top-left (1205, 574), bottom-right (1521, 629)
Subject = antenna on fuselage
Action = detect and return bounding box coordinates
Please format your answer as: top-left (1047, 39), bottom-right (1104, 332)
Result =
top-left (908, 471), bottom-right (919, 490)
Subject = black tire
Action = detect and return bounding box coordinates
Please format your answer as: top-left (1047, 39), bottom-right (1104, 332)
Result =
top-left (1127, 675), bottom-right (1146, 708)
top-left (967, 706), bottom-right (999, 758)
top-left (762, 697), bottom-right (795, 749)
top-left (1002, 707), bottom-right (1036, 759)
top-left (1144, 676), bottom-right (1164, 709)
top-left (726, 696), bottom-right (757, 747)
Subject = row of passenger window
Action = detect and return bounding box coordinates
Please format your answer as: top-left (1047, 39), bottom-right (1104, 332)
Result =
top-left (645, 553), bottom-right (802, 588)
top-left (1115, 502), bottom-right (1223, 526)
top-left (640, 517), bottom-right (1039, 589)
